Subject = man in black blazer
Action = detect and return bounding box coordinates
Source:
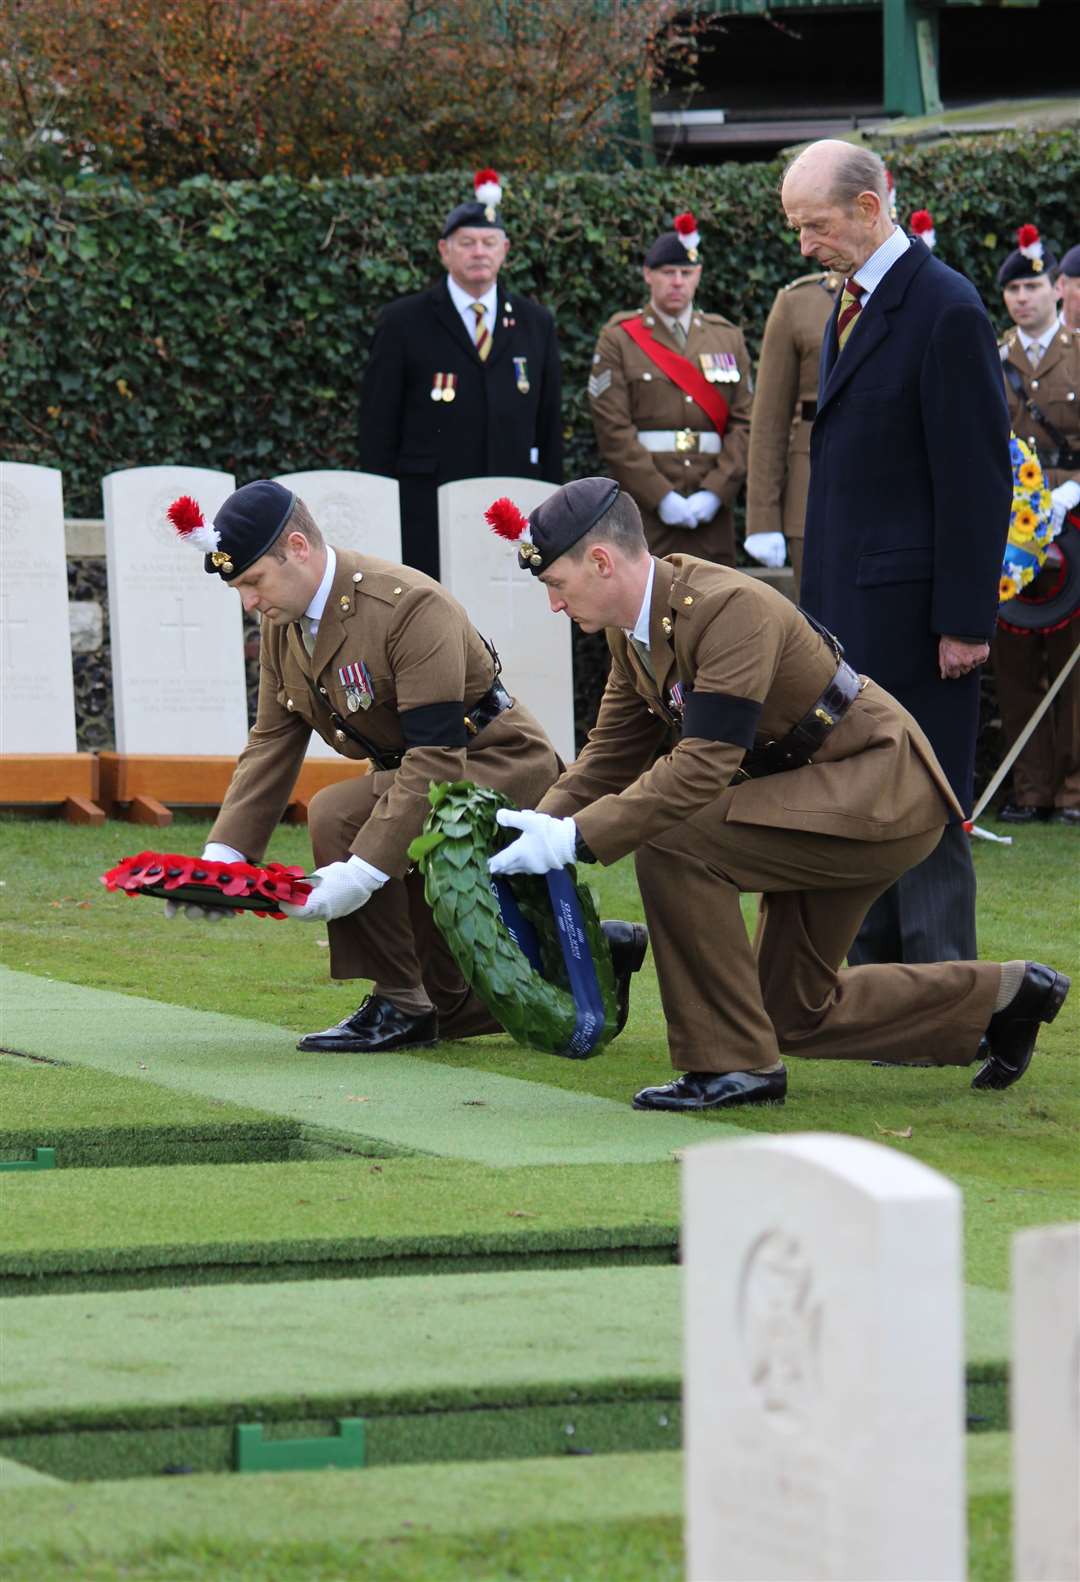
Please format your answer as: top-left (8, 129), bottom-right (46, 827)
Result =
top-left (781, 140), bottom-right (1011, 965)
top-left (357, 173), bottom-right (562, 580)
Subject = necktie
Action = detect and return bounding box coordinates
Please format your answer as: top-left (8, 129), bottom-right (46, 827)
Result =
top-left (628, 635), bottom-right (655, 681)
top-left (1027, 341), bottom-right (1043, 369)
top-left (471, 301), bottom-right (491, 362)
top-left (299, 617), bottom-right (317, 656)
top-left (835, 279), bottom-right (865, 353)
top-left (671, 318), bottom-right (687, 350)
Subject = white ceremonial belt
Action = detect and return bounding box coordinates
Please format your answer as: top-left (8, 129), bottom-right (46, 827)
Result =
top-left (637, 429), bottom-right (721, 455)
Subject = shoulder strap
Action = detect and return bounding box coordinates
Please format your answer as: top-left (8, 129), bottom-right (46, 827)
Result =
top-left (619, 318), bottom-right (730, 435)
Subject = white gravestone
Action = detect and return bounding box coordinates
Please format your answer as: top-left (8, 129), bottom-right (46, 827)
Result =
top-left (1011, 1223), bottom-right (1080, 1582)
top-left (103, 466), bottom-right (245, 755)
top-left (274, 471), bottom-right (403, 761)
top-left (437, 476), bottom-right (573, 763)
top-left (0, 462), bottom-right (78, 753)
top-left (683, 1132), bottom-right (965, 1582)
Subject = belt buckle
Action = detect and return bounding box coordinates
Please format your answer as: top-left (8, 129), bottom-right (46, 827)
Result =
top-left (674, 428), bottom-right (698, 454)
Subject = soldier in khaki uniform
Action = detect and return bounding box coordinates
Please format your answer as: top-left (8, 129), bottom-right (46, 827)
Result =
top-left (487, 478), bottom-right (1069, 1111)
top-left (745, 271), bottom-right (841, 598)
top-left (164, 479), bottom-right (573, 1052)
top-left (588, 212), bottom-right (752, 565)
top-left (993, 229), bottom-right (1080, 824)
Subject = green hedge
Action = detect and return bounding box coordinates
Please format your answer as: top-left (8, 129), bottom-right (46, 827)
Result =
top-left (2, 130), bottom-right (1076, 517)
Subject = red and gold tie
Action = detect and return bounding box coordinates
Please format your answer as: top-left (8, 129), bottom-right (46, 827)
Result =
top-left (471, 301), bottom-right (491, 362)
top-left (835, 279), bottom-right (865, 352)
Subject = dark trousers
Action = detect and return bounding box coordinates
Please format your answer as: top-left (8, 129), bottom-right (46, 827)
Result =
top-left (846, 819), bottom-right (977, 966)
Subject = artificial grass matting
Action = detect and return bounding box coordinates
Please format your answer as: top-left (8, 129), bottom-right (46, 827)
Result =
top-left (0, 1157), bottom-right (681, 1294)
top-left (0, 965), bottom-right (742, 1168)
top-left (0, 1267), bottom-right (1008, 1479)
top-left (0, 1440), bottom-right (1012, 1582)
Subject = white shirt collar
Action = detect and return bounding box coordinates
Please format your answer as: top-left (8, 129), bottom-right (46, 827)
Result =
top-left (1018, 314), bottom-right (1062, 353)
top-left (625, 559), bottom-right (657, 647)
top-left (304, 544), bottom-right (337, 632)
top-left (852, 225), bottom-right (911, 300)
top-left (447, 273), bottom-right (499, 330)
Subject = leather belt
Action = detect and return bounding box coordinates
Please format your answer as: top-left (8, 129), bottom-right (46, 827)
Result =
top-left (464, 680), bottom-right (513, 735)
top-left (732, 661), bottom-right (863, 783)
top-left (800, 400), bottom-right (817, 422)
top-left (637, 429), bottom-right (722, 455)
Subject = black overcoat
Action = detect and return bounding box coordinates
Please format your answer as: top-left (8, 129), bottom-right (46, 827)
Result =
top-left (357, 278), bottom-right (562, 579)
top-left (801, 237), bottom-right (1011, 811)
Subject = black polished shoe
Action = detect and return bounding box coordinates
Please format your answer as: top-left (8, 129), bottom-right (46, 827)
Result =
top-left (998, 802), bottom-right (1052, 824)
top-left (297, 994), bottom-right (438, 1053)
top-left (971, 963), bottom-right (1070, 1091)
top-left (1053, 807), bottom-right (1080, 825)
top-left (632, 1067), bottom-right (787, 1112)
top-left (601, 920), bottom-right (649, 1036)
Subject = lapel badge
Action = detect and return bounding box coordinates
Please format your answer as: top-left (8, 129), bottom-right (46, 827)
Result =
top-left (441, 372), bottom-right (457, 403)
top-left (339, 594), bottom-right (350, 610)
top-left (431, 372), bottom-right (444, 402)
top-left (513, 356), bottom-right (530, 394)
top-left (661, 615), bottom-right (673, 637)
top-left (502, 300), bottom-right (516, 329)
top-left (339, 660), bottom-right (374, 710)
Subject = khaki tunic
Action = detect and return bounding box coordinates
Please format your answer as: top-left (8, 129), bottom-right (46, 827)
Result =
top-left (745, 272), bottom-right (841, 597)
top-left (993, 322), bottom-right (1080, 809)
top-left (588, 306), bottom-right (753, 564)
top-left (210, 549), bottom-right (560, 1023)
top-left (538, 556), bottom-right (999, 1073)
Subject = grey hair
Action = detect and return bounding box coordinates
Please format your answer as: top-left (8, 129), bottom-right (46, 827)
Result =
top-left (782, 143), bottom-right (889, 211)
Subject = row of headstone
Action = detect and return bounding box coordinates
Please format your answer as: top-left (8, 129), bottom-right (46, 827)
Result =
top-left (684, 1133), bottom-right (1079, 1582)
top-left (1, 462), bottom-right (572, 766)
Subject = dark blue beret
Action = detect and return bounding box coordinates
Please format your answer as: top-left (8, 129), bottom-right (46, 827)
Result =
top-left (442, 200), bottom-right (505, 240)
top-left (208, 481), bottom-right (297, 580)
top-left (518, 478), bottom-right (620, 575)
top-left (1058, 244), bottom-right (1080, 278)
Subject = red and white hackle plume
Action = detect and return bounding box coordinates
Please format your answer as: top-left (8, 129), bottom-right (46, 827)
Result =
top-left (474, 169), bottom-right (502, 209)
top-left (167, 495), bottom-right (220, 554)
top-left (674, 211), bottom-right (701, 256)
top-left (1017, 224), bottom-right (1044, 272)
top-left (885, 168), bottom-right (897, 222)
top-left (485, 496), bottom-right (529, 542)
top-left (910, 209), bottom-right (936, 250)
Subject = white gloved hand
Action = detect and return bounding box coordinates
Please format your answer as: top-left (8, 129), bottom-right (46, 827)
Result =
top-left (658, 490), bottom-right (698, 528)
top-left (279, 855), bottom-right (389, 922)
top-left (685, 489), bottom-right (721, 525)
top-left (487, 809), bottom-right (578, 876)
top-left (1049, 480), bottom-right (1080, 536)
top-left (162, 843), bottom-right (247, 921)
top-left (744, 531), bottom-right (788, 568)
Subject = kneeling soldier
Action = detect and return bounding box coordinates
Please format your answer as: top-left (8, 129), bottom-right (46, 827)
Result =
top-left (488, 478), bottom-right (1070, 1109)
top-left (167, 480), bottom-right (645, 1050)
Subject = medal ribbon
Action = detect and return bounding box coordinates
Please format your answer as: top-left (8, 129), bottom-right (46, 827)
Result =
top-left (620, 317), bottom-right (730, 435)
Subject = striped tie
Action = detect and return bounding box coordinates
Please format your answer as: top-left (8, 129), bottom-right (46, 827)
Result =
top-left (835, 279), bottom-right (865, 353)
top-left (471, 301), bottom-right (491, 362)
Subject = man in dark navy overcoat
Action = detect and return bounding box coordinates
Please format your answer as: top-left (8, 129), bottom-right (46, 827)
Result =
top-left (782, 140), bottom-right (1011, 966)
top-left (357, 172), bottom-right (562, 580)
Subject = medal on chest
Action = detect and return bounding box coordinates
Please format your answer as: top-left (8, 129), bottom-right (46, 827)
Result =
top-left (339, 660), bottom-right (375, 711)
top-left (700, 352), bottom-right (739, 384)
top-left (513, 356), bottom-right (530, 394)
top-left (430, 372), bottom-right (458, 403)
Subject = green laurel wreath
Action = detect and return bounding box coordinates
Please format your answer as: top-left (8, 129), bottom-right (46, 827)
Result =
top-left (407, 780), bottom-right (619, 1057)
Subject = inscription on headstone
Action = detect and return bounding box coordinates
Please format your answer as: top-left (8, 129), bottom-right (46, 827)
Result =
top-left (103, 466), bottom-right (244, 754)
top-left (0, 462), bottom-right (77, 753)
top-left (683, 1132), bottom-right (965, 1582)
top-left (1012, 1222), bottom-right (1080, 1582)
top-left (438, 476), bottom-right (573, 762)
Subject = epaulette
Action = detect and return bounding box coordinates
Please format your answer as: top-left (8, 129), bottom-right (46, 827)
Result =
top-left (602, 309), bottom-right (643, 331)
top-left (784, 271), bottom-right (842, 293)
top-left (697, 311), bottom-right (736, 328)
top-left (352, 566), bottom-right (414, 607)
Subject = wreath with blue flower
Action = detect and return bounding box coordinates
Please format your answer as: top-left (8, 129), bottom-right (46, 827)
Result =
top-left (999, 435), bottom-right (1055, 605)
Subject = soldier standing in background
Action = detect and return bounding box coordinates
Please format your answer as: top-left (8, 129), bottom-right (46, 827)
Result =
top-left (1057, 243), bottom-right (1080, 332)
top-left (745, 270), bottom-right (841, 596)
top-left (993, 225), bottom-right (1080, 825)
top-left (588, 212), bottom-right (752, 566)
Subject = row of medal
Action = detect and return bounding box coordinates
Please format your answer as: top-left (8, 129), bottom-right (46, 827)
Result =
top-left (699, 352), bottom-right (741, 384)
top-left (430, 357), bottom-right (531, 402)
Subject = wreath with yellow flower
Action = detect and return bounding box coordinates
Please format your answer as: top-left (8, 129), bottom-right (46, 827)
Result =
top-left (999, 435), bottom-right (1054, 605)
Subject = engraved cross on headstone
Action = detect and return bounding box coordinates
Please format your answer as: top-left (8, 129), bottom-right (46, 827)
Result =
top-left (0, 592), bottom-right (32, 672)
top-left (159, 594), bottom-right (204, 671)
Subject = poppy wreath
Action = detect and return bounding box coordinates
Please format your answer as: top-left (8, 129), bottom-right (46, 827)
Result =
top-left (408, 780), bottom-right (620, 1057)
top-left (100, 851), bottom-right (312, 919)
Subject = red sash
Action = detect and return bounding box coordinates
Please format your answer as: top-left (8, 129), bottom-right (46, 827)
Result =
top-left (620, 317), bottom-right (730, 435)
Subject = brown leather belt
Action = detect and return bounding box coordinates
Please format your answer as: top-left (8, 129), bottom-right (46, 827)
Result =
top-left (732, 660), bottom-right (863, 783)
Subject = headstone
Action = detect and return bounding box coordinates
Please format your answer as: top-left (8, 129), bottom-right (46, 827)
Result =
top-left (1011, 1223), bottom-right (1080, 1582)
top-left (274, 471), bottom-right (403, 761)
top-left (103, 466), bottom-right (244, 755)
top-left (437, 476), bottom-right (573, 762)
top-left (683, 1132), bottom-right (965, 1582)
top-left (0, 462), bottom-right (77, 753)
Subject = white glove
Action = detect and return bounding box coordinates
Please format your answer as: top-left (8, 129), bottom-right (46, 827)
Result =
top-left (487, 809), bottom-right (577, 876)
top-left (163, 843), bottom-right (246, 921)
top-left (744, 531), bottom-right (788, 568)
top-left (658, 491), bottom-right (698, 529)
top-left (686, 489), bottom-right (721, 525)
top-left (1049, 481), bottom-right (1080, 536)
top-left (279, 855), bottom-right (389, 923)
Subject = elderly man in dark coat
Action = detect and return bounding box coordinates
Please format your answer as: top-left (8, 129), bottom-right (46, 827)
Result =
top-left (781, 141), bottom-right (1011, 966)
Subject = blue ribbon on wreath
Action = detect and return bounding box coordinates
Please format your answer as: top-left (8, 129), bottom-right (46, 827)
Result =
top-left (491, 873), bottom-right (607, 1058)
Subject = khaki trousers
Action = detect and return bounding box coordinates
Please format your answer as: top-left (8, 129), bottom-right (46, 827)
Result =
top-left (634, 808), bottom-right (1000, 1073)
top-left (992, 623), bottom-right (1080, 809)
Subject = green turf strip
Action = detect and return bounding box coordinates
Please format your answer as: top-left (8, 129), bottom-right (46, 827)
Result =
top-left (0, 1454), bottom-right (62, 1487)
top-left (0, 1158), bottom-right (680, 1295)
top-left (0, 1267), bottom-right (1008, 1480)
top-left (0, 966), bottom-right (740, 1166)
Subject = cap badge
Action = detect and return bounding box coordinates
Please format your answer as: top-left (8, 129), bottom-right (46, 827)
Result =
top-left (210, 550), bottom-right (234, 574)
